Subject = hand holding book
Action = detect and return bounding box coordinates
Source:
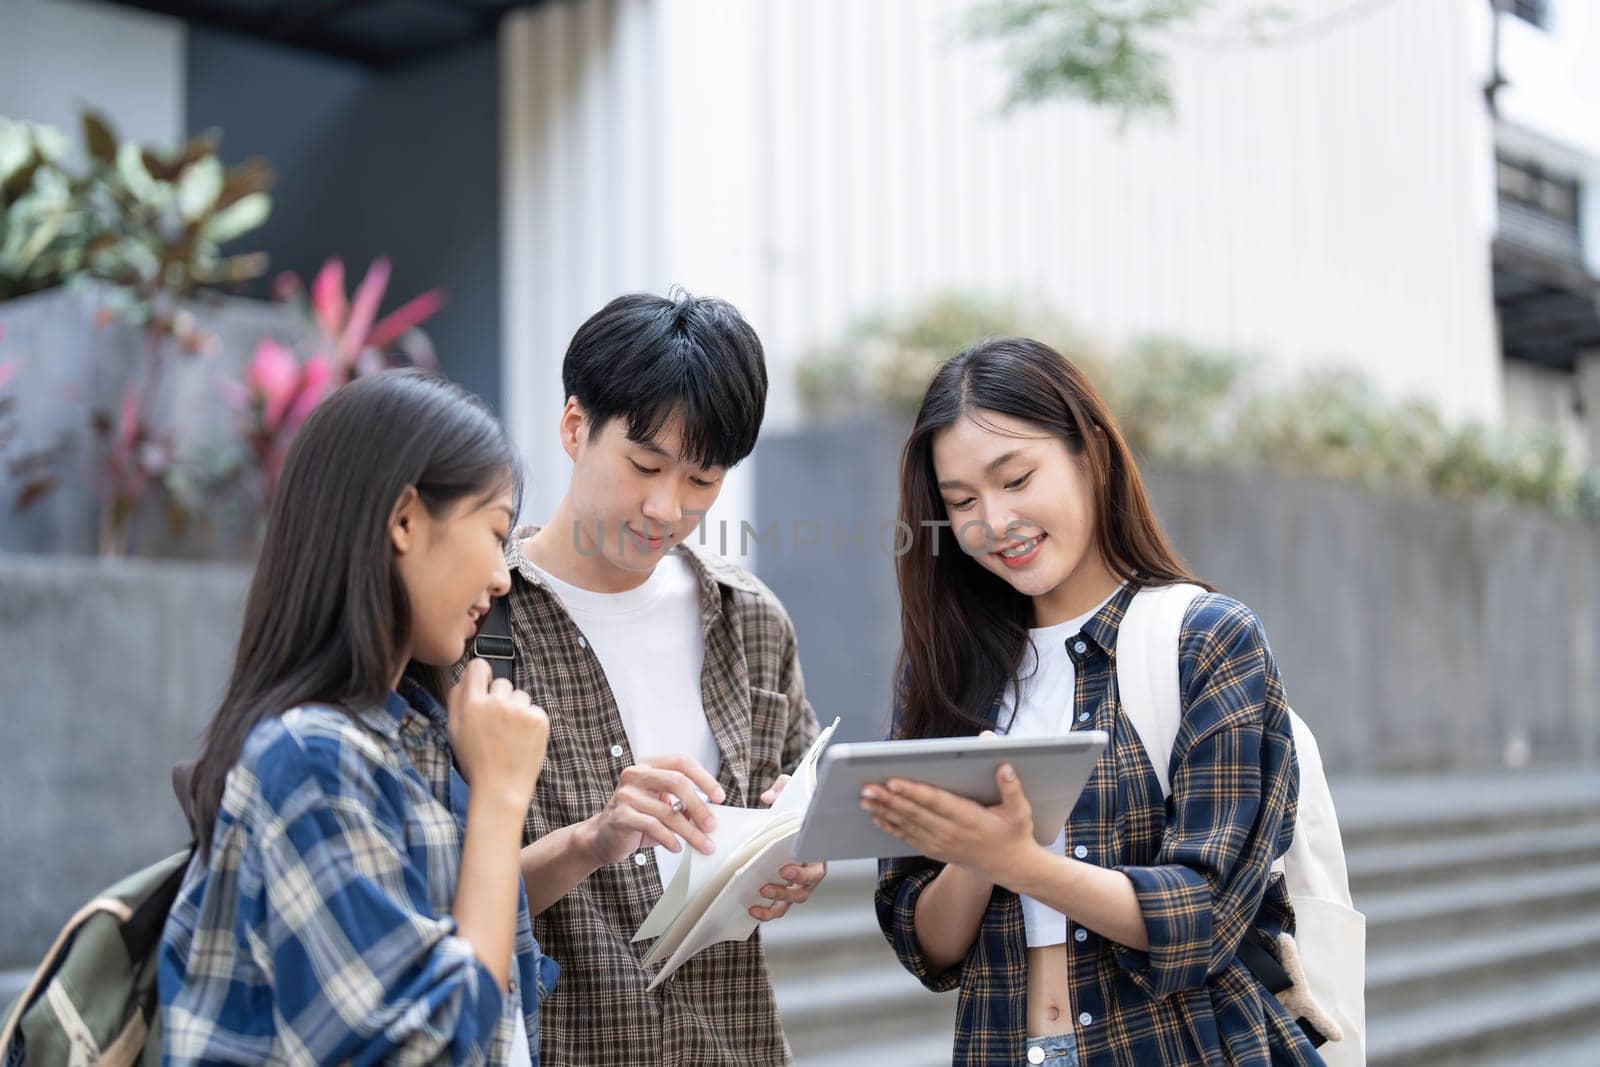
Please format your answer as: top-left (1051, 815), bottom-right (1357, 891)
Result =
top-left (631, 719), bottom-right (841, 989)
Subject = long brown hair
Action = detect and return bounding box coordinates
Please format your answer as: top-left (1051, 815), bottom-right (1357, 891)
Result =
top-left (894, 337), bottom-right (1203, 739)
top-left (186, 370), bottom-right (521, 855)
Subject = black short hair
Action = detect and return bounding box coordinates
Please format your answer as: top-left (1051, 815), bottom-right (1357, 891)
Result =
top-left (562, 290), bottom-right (768, 469)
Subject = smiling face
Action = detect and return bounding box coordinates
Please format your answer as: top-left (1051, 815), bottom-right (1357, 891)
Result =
top-left (930, 410), bottom-right (1118, 625)
top-left (390, 484), bottom-right (516, 668)
top-left (552, 398), bottom-right (727, 589)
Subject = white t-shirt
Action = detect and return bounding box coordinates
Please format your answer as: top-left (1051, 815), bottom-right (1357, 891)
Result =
top-left (530, 553), bottom-right (718, 890)
top-left (997, 589), bottom-right (1119, 948)
top-left (507, 1008), bottom-right (532, 1067)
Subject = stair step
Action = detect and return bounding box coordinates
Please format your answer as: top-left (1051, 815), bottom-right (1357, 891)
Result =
top-left (773, 956), bottom-right (946, 1019)
top-left (1334, 771), bottom-right (1600, 849)
top-left (1347, 823), bottom-right (1600, 894)
top-left (773, 957), bottom-right (956, 1061)
top-left (1358, 861), bottom-right (1600, 942)
top-left (1366, 911), bottom-right (1600, 1013)
top-left (762, 884), bottom-right (881, 950)
top-left (795, 1029), bottom-right (951, 1067)
top-left (1450, 1026), bottom-right (1600, 1067)
top-left (1368, 965), bottom-right (1600, 1066)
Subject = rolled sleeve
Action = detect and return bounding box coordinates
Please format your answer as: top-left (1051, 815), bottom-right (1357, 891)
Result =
top-left (255, 743), bottom-right (506, 1066)
top-left (1113, 863), bottom-right (1214, 998)
top-left (875, 858), bottom-right (963, 992)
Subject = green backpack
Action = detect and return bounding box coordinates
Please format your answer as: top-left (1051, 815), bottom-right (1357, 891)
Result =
top-left (1, 849), bottom-right (191, 1067)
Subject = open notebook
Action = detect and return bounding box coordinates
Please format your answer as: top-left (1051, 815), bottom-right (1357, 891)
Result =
top-left (630, 717), bottom-right (840, 989)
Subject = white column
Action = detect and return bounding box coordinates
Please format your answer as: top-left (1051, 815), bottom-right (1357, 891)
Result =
top-left (497, 0), bottom-right (761, 558)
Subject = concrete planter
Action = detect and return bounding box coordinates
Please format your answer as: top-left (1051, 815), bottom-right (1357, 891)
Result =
top-left (0, 553), bottom-right (249, 970)
top-left (753, 418), bottom-right (1600, 774)
top-left (0, 283), bottom-right (301, 559)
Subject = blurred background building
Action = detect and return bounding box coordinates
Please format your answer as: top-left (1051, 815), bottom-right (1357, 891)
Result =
top-left (4, 0), bottom-right (1599, 1062)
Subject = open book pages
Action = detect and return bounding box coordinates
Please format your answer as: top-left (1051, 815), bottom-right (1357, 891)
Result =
top-left (631, 717), bottom-right (841, 989)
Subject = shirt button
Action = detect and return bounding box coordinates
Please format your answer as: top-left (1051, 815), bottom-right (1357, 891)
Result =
top-left (1027, 1047), bottom-right (1046, 1065)
top-left (610, 744), bottom-right (625, 758)
top-left (1073, 640), bottom-right (1088, 654)
top-left (1077, 712), bottom-right (1091, 723)
top-left (1075, 927), bottom-right (1088, 942)
top-left (1079, 1011), bottom-right (1093, 1027)
top-left (1073, 845), bottom-right (1089, 859)
top-left (577, 635), bottom-right (588, 649)
top-left (633, 852), bottom-right (649, 867)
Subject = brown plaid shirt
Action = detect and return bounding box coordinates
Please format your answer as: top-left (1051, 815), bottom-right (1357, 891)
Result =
top-left (501, 529), bottom-right (819, 1067)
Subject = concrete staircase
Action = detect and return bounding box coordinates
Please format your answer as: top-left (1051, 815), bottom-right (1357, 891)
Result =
top-left (765, 768), bottom-right (1600, 1066)
top-left (7, 770), bottom-right (1595, 1064)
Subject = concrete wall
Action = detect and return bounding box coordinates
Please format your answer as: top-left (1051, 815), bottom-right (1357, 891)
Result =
top-left (0, 554), bottom-right (249, 969)
top-left (0, 284), bottom-right (302, 557)
top-left (753, 420), bottom-right (1600, 772)
top-left (5, 422), bottom-right (1597, 964)
top-left (185, 29), bottom-right (504, 412)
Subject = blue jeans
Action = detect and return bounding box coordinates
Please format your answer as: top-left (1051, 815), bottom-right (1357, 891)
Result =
top-left (1024, 1031), bottom-right (1080, 1066)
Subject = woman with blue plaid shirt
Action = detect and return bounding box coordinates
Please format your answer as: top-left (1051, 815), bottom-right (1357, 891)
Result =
top-left (160, 372), bottom-right (558, 1065)
top-left (867, 339), bottom-right (1322, 1066)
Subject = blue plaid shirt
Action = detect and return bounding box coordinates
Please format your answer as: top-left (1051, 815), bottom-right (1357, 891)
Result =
top-left (159, 680), bottom-right (557, 1065)
top-left (878, 586), bottom-right (1322, 1067)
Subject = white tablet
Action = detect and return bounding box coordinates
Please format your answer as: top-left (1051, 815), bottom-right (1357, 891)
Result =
top-left (792, 732), bottom-right (1108, 863)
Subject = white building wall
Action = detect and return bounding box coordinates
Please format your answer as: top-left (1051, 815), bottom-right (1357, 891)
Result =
top-left (502, 0), bottom-right (1508, 524)
top-left (0, 0), bottom-right (185, 147)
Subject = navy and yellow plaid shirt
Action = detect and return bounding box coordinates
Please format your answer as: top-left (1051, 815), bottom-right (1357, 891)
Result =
top-left (877, 585), bottom-right (1323, 1067)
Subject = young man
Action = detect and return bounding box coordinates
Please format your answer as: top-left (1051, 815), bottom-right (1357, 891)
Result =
top-left (503, 292), bottom-right (824, 1066)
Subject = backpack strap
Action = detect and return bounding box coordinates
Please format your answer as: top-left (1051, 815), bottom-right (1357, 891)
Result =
top-left (473, 596), bottom-right (516, 682)
top-left (1115, 582), bottom-right (1206, 797)
top-left (119, 851), bottom-right (192, 964)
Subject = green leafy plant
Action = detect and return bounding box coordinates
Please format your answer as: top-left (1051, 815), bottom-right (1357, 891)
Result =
top-left (798, 291), bottom-right (1093, 420)
top-left (967, 0), bottom-right (1214, 119)
top-left (1, 112), bottom-right (272, 310)
top-left (1, 109), bottom-right (275, 553)
top-left (797, 291), bottom-right (1600, 519)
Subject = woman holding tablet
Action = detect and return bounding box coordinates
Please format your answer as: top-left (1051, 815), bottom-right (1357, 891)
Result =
top-left (865, 339), bottom-right (1319, 1066)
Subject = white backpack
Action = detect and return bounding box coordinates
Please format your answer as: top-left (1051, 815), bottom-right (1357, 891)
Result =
top-left (1116, 583), bottom-right (1366, 1067)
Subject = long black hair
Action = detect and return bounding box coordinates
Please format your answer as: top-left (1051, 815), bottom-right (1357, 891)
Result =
top-left (187, 369), bottom-right (521, 854)
top-left (895, 338), bottom-right (1203, 740)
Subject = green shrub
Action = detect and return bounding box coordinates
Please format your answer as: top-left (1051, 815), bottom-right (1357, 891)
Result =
top-left (798, 292), bottom-right (1599, 519)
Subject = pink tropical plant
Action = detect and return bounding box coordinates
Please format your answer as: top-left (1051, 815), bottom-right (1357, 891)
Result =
top-left (233, 256), bottom-right (443, 496)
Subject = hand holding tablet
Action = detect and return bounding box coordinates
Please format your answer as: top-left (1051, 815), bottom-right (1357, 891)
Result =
top-left (792, 732), bottom-right (1108, 863)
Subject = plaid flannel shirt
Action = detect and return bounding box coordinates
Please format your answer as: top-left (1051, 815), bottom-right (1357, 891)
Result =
top-left (877, 585), bottom-right (1324, 1067)
top-left (160, 680), bottom-right (556, 1066)
top-left (502, 530), bottom-right (819, 1067)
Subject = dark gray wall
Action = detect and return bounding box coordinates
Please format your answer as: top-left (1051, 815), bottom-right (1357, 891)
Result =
top-left (755, 419), bottom-right (1600, 771)
top-left (185, 29), bottom-right (503, 411)
top-left (0, 555), bottom-right (250, 969)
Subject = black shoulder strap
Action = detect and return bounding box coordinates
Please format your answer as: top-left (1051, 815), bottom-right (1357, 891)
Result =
top-left (473, 596), bottom-right (516, 682)
top-left (120, 849), bottom-right (193, 963)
